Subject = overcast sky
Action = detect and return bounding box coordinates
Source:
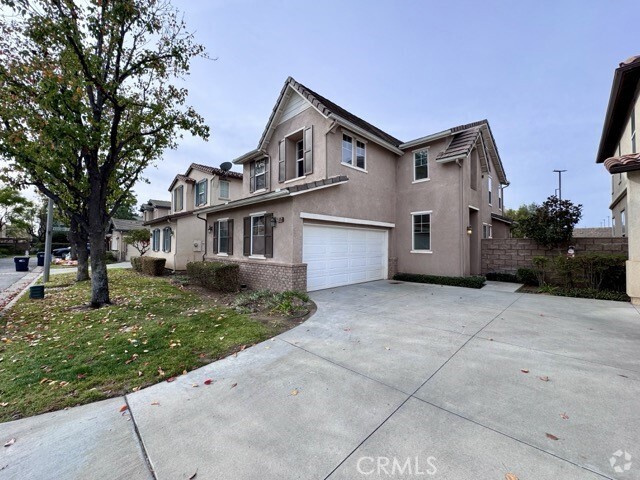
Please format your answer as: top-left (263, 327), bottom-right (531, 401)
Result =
top-left (134, 0), bottom-right (638, 227)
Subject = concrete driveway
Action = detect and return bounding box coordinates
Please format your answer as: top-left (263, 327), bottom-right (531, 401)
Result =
top-left (1, 281), bottom-right (639, 479)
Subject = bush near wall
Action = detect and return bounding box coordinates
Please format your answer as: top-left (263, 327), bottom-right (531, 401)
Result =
top-left (131, 256), bottom-right (142, 272)
top-left (394, 273), bottom-right (486, 289)
top-left (533, 253), bottom-right (626, 292)
top-left (140, 257), bottom-right (166, 276)
top-left (186, 261), bottom-right (240, 293)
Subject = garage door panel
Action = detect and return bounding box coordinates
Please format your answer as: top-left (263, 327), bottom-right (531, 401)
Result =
top-left (303, 225), bottom-right (387, 291)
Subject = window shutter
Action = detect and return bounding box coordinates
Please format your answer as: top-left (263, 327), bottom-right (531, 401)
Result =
top-left (227, 219), bottom-right (234, 255)
top-left (249, 162), bottom-right (255, 193)
top-left (243, 216), bottom-right (251, 256)
top-left (278, 140), bottom-right (285, 183)
top-left (264, 158), bottom-right (270, 191)
top-left (212, 221), bottom-right (219, 254)
top-left (304, 126), bottom-right (313, 175)
top-left (264, 213), bottom-right (273, 258)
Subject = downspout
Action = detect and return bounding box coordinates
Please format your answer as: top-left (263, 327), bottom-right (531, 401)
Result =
top-left (197, 213), bottom-right (207, 261)
top-left (456, 159), bottom-right (465, 276)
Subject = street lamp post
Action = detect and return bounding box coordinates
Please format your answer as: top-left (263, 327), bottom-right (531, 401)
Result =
top-left (553, 169), bottom-right (567, 200)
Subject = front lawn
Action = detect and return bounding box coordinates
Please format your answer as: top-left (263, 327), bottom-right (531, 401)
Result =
top-left (0, 269), bottom-right (297, 422)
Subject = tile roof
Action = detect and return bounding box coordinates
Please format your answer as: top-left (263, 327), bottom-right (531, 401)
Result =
top-left (189, 163), bottom-right (243, 179)
top-left (436, 127), bottom-right (481, 162)
top-left (604, 153), bottom-right (640, 174)
top-left (491, 213), bottom-right (514, 225)
top-left (140, 199), bottom-right (171, 211)
top-left (286, 175), bottom-right (349, 193)
top-left (111, 218), bottom-right (145, 231)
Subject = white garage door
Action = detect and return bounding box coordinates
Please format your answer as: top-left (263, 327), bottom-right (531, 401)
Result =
top-left (303, 224), bottom-right (388, 291)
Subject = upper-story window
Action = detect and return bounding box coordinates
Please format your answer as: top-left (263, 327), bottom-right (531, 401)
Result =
top-left (219, 180), bottom-right (230, 200)
top-left (250, 158), bottom-right (270, 193)
top-left (488, 177), bottom-right (493, 206)
top-left (498, 186), bottom-right (503, 210)
top-left (195, 179), bottom-right (208, 206)
top-left (342, 133), bottom-right (366, 170)
top-left (414, 150), bottom-right (429, 181)
top-left (296, 140), bottom-right (304, 177)
top-left (631, 106), bottom-right (636, 154)
top-left (279, 127), bottom-right (312, 182)
top-left (173, 186), bottom-right (184, 212)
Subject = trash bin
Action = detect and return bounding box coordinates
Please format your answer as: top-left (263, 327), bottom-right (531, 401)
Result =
top-left (30, 285), bottom-right (45, 299)
top-left (14, 256), bottom-right (29, 272)
top-left (37, 252), bottom-right (45, 267)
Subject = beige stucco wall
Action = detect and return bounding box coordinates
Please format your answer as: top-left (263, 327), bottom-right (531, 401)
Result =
top-left (171, 171), bottom-right (242, 214)
top-left (110, 230), bottom-right (144, 261)
top-left (147, 215), bottom-right (207, 271)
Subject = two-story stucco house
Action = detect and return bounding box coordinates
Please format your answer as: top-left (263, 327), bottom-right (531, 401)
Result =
top-left (598, 55), bottom-right (640, 304)
top-left (192, 77), bottom-right (510, 292)
top-left (143, 163), bottom-right (243, 270)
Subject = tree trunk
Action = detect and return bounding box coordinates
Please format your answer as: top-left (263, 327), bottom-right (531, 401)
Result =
top-left (69, 217), bottom-right (89, 282)
top-left (89, 227), bottom-right (110, 307)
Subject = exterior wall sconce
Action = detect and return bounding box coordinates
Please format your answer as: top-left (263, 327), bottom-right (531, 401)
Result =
top-left (207, 225), bottom-right (213, 233)
top-left (466, 226), bottom-right (473, 235)
top-left (270, 216), bottom-right (278, 228)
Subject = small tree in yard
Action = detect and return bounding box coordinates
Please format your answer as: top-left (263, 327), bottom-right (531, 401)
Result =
top-left (0, 0), bottom-right (209, 306)
top-left (520, 195), bottom-right (582, 249)
top-left (125, 229), bottom-right (150, 256)
top-left (505, 203), bottom-right (538, 238)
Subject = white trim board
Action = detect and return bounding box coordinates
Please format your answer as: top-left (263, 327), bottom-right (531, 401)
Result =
top-left (300, 212), bottom-right (395, 228)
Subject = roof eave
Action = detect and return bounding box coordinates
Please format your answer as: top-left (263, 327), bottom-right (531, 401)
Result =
top-left (233, 149), bottom-right (267, 165)
top-left (329, 114), bottom-right (404, 155)
top-left (399, 130), bottom-right (452, 150)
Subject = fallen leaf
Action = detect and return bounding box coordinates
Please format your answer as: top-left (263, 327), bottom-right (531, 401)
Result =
top-left (119, 405), bottom-right (128, 413)
top-left (290, 389), bottom-right (299, 396)
top-left (151, 401), bottom-right (160, 406)
top-left (545, 433), bottom-right (559, 441)
top-left (189, 470), bottom-right (198, 480)
top-left (520, 369), bottom-right (529, 374)
top-left (505, 474), bottom-right (519, 480)
top-left (182, 370), bottom-right (188, 375)
top-left (539, 376), bottom-right (549, 382)
top-left (204, 379), bottom-right (213, 385)
top-left (166, 377), bottom-right (176, 383)
top-left (230, 383), bottom-right (237, 389)
top-left (76, 373), bottom-right (86, 379)
top-left (560, 412), bottom-right (569, 420)
top-left (3, 438), bottom-right (15, 447)
top-left (384, 346), bottom-right (390, 351)
top-left (192, 383), bottom-right (199, 388)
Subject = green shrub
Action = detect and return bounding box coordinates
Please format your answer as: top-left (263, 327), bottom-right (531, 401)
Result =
top-left (393, 273), bottom-right (486, 289)
top-left (130, 256), bottom-right (142, 272)
top-left (544, 287), bottom-right (629, 302)
top-left (485, 272), bottom-right (519, 283)
top-left (233, 289), bottom-right (310, 315)
top-left (140, 256), bottom-right (166, 276)
top-left (105, 252), bottom-right (118, 264)
top-left (532, 256), bottom-right (549, 286)
top-left (186, 261), bottom-right (240, 293)
top-left (516, 268), bottom-right (539, 286)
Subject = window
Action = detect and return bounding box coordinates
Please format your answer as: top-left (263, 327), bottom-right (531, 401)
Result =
top-left (412, 212), bottom-right (431, 252)
top-left (631, 107), bottom-right (636, 154)
top-left (621, 209), bottom-right (626, 237)
top-left (219, 180), bottom-right (230, 200)
top-left (498, 186), bottom-right (503, 209)
top-left (213, 219), bottom-right (233, 255)
top-left (243, 213), bottom-right (273, 257)
top-left (152, 229), bottom-right (160, 251)
top-left (173, 186), bottom-right (184, 212)
top-left (488, 176), bottom-right (493, 205)
top-left (612, 216), bottom-right (616, 234)
top-left (342, 133), bottom-right (367, 170)
top-left (414, 150), bottom-right (429, 181)
top-left (279, 127), bottom-right (312, 182)
top-left (250, 158), bottom-right (269, 192)
top-left (482, 224), bottom-right (492, 239)
top-left (296, 140), bottom-right (304, 178)
top-left (162, 227), bottom-right (172, 252)
top-left (195, 179), bottom-right (207, 206)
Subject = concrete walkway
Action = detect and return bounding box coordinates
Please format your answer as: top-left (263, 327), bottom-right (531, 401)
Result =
top-left (0, 281), bottom-right (639, 479)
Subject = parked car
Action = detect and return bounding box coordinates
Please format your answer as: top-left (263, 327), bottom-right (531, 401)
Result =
top-left (52, 246), bottom-right (71, 258)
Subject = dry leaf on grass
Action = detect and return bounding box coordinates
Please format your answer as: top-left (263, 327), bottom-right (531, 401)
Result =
top-left (545, 433), bottom-right (559, 440)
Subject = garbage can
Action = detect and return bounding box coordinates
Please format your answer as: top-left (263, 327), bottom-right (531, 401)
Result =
top-left (37, 252), bottom-right (45, 267)
top-left (14, 256), bottom-right (29, 272)
top-left (30, 285), bottom-right (45, 299)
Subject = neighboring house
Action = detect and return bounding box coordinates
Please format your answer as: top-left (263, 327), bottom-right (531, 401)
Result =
top-left (144, 163), bottom-right (243, 270)
top-left (190, 77), bottom-right (509, 292)
top-left (107, 218), bottom-right (145, 261)
top-left (572, 227), bottom-right (614, 238)
top-left (598, 54), bottom-right (640, 304)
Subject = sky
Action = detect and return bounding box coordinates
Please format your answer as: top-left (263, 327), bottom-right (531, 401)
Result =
top-left (133, 0), bottom-right (639, 227)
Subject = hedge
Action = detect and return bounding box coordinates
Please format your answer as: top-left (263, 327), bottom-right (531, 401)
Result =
top-left (393, 273), bottom-right (486, 289)
top-left (140, 256), bottom-right (166, 276)
top-left (485, 272), bottom-right (519, 283)
top-left (131, 256), bottom-right (142, 272)
top-left (531, 253), bottom-right (626, 292)
top-left (516, 268), bottom-right (539, 286)
top-left (186, 261), bottom-right (240, 293)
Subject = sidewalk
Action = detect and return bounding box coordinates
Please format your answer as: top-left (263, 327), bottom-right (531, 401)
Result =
top-left (0, 266), bottom-right (43, 311)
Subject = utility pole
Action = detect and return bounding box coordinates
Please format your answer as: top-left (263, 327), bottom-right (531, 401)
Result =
top-left (553, 169), bottom-right (567, 200)
top-left (43, 197), bottom-right (53, 283)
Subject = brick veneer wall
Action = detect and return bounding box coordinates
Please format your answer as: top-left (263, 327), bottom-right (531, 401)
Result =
top-left (205, 257), bottom-right (307, 292)
top-left (481, 237), bottom-right (629, 274)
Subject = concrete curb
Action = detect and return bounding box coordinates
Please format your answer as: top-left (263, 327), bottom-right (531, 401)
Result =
top-left (0, 268), bottom-right (44, 317)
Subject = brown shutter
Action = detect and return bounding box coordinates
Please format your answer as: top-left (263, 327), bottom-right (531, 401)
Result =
top-left (212, 221), bottom-right (218, 254)
top-left (278, 140), bottom-right (285, 183)
top-left (249, 161), bottom-right (255, 193)
top-left (227, 219), bottom-right (234, 255)
top-left (243, 216), bottom-right (251, 256)
top-left (264, 213), bottom-right (273, 258)
top-left (304, 126), bottom-right (313, 175)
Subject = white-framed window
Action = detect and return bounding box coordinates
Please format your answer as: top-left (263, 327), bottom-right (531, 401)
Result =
top-left (195, 179), bottom-right (207, 206)
top-left (414, 149), bottom-right (429, 181)
top-left (488, 176), bottom-right (493, 206)
top-left (621, 209), bottom-right (626, 236)
top-left (296, 139), bottom-right (304, 178)
top-left (251, 214), bottom-right (266, 255)
top-left (631, 106), bottom-right (636, 154)
top-left (498, 186), bottom-right (503, 210)
top-left (411, 212), bottom-right (432, 252)
top-left (482, 223), bottom-right (492, 239)
top-left (162, 227), bottom-right (172, 252)
top-left (219, 180), bottom-right (230, 200)
top-left (612, 216), bottom-right (616, 234)
top-left (152, 229), bottom-right (160, 251)
top-left (254, 158), bottom-right (267, 191)
top-left (342, 133), bottom-right (366, 170)
top-left (173, 185), bottom-right (184, 212)
top-left (218, 220), bottom-right (229, 253)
